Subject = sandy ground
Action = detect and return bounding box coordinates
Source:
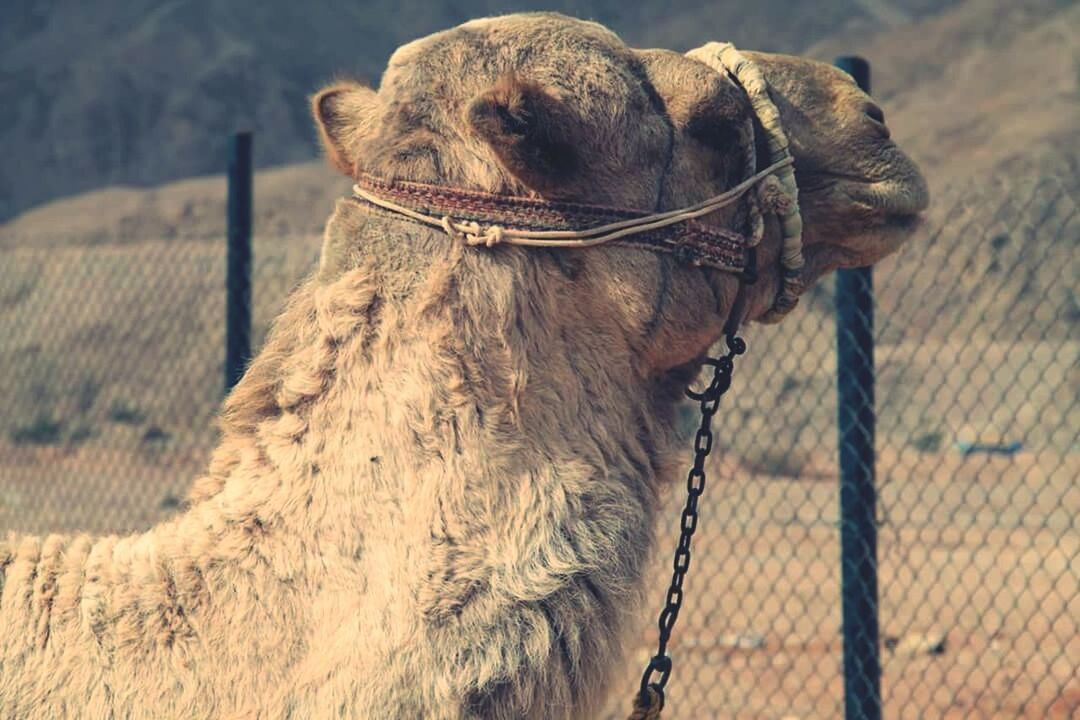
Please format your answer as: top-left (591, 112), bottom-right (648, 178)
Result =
top-left (0, 177), bottom-right (1076, 717)
top-left (2, 441), bottom-right (1076, 719)
top-left (598, 449), bottom-right (1080, 719)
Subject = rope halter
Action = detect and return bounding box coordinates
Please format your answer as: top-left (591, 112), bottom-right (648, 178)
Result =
top-left (349, 43), bottom-right (806, 323)
top-left (686, 41), bottom-right (806, 322)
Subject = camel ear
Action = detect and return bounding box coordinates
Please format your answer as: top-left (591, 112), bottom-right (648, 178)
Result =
top-left (465, 73), bottom-right (578, 192)
top-left (312, 82), bottom-right (380, 177)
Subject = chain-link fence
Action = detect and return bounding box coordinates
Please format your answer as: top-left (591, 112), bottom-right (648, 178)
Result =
top-left (601, 175), bottom-right (1079, 719)
top-left (0, 231), bottom-right (320, 533)
top-left (0, 174), bottom-right (1076, 718)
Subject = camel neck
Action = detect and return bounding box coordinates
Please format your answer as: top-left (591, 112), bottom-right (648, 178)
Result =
top-left (210, 198), bottom-right (672, 549)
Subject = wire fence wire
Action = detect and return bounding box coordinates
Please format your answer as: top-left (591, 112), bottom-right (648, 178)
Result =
top-left (0, 174), bottom-right (1076, 719)
top-left (609, 173), bottom-right (1079, 719)
top-left (0, 232), bottom-right (321, 533)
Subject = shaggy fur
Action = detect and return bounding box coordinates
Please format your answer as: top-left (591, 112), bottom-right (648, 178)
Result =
top-left (0, 13), bottom-right (927, 719)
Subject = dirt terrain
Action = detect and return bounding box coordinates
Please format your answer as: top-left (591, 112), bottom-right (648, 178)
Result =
top-left (2, 225), bottom-right (1075, 718)
top-left (598, 447), bottom-right (1079, 719)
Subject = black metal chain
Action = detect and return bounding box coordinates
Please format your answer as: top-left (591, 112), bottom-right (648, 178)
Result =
top-left (636, 330), bottom-right (746, 713)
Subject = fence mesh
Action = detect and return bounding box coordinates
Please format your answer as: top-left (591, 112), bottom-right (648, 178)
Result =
top-left (0, 232), bottom-right (321, 534)
top-left (0, 175), bottom-right (1076, 718)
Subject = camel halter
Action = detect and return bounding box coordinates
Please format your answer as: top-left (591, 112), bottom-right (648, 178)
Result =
top-left (350, 163), bottom-right (774, 277)
top-left (350, 45), bottom-right (805, 323)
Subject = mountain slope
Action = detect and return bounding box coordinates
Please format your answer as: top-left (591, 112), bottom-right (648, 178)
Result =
top-left (3, 0), bottom-right (1072, 246)
top-left (808, 0), bottom-right (1080, 190)
top-left (0, 0), bottom-right (962, 221)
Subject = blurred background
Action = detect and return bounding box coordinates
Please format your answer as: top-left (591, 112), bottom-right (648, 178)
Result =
top-left (1, 0), bottom-right (1077, 718)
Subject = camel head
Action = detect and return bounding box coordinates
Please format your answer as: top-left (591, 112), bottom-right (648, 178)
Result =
top-left (737, 50), bottom-right (930, 280)
top-left (311, 12), bottom-right (928, 375)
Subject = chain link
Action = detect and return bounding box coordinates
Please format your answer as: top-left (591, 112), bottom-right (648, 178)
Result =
top-left (637, 331), bottom-right (746, 713)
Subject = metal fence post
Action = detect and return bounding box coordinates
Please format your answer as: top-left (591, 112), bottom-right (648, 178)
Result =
top-left (225, 131), bottom-right (253, 393)
top-left (834, 56), bottom-right (880, 720)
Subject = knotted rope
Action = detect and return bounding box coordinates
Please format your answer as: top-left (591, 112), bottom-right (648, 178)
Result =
top-left (627, 686), bottom-right (663, 720)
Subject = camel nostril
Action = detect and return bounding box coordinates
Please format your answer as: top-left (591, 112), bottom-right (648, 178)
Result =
top-left (865, 104), bottom-right (886, 125)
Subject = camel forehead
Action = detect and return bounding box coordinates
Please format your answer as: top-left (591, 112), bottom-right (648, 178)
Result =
top-left (385, 12), bottom-right (633, 86)
top-left (458, 12), bottom-right (623, 43)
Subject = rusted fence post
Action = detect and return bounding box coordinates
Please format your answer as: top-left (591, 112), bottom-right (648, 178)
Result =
top-left (225, 131), bottom-right (253, 393)
top-left (834, 55), bottom-right (881, 720)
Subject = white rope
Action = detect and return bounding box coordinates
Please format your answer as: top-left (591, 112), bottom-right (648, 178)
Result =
top-left (352, 157), bottom-right (793, 249)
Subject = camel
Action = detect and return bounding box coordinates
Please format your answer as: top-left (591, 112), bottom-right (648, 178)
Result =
top-left (0, 13), bottom-right (927, 720)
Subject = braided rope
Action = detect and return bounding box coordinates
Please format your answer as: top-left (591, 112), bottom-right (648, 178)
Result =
top-left (687, 42), bottom-right (806, 323)
top-left (627, 686), bottom-right (664, 720)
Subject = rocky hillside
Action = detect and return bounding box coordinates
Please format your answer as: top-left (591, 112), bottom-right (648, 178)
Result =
top-left (809, 0), bottom-right (1080, 190)
top-left (1, 0), bottom-right (963, 222)
top-left (3, 0), bottom-right (1074, 246)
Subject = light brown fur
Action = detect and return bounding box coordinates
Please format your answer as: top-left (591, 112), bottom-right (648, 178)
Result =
top-left (0, 13), bottom-right (927, 719)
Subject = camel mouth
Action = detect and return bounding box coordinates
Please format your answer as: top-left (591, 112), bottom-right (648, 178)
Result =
top-left (841, 142), bottom-right (930, 219)
top-left (841, 176), bottom-right (930, 220)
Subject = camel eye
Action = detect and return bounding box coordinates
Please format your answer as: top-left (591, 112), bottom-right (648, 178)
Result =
top-left (865, 103), bottom-right (885, 124)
